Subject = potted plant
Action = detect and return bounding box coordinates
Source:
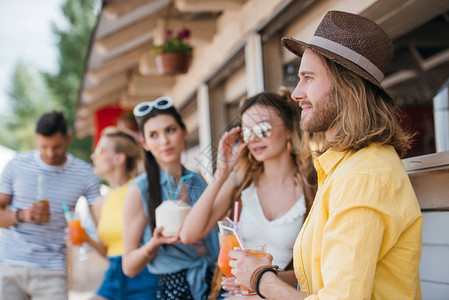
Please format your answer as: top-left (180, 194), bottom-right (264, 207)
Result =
top-left (152, 28), bottom-right (193, 75)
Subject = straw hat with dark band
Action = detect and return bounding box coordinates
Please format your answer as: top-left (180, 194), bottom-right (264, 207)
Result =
top-left (281, 10), bottom-right (394, 101)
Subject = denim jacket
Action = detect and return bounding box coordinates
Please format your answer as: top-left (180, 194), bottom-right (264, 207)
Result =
top-left (132, 167), bottom-right (219, 300)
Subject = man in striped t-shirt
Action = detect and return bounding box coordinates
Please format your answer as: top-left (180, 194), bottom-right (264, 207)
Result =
top-left (0, 111), bottom-right (100, 300)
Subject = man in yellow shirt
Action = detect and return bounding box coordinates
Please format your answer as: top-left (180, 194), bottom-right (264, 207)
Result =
top-left (229, 10), bottom-right (422, 299)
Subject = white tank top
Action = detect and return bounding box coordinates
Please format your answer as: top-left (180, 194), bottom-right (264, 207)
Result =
top-left (238, 183), bottom-right (306, 268)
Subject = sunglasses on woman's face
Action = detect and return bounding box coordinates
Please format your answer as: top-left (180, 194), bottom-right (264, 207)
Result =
top-left (133, 96), bottom-right (174, 117)
top-left (241, 121), bottom-right (273, 143)
top-left (93, 146), bottom-right (105, 158)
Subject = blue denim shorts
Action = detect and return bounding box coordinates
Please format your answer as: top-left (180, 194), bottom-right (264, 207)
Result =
top-left (97, 256), bottom-right (158, 300)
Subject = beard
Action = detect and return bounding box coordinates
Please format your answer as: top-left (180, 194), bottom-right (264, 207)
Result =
top-left (300, 90), bottom-right (337, 133)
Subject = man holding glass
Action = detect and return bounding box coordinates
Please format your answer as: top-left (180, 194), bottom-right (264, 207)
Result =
top-left (0, 111), bottom-right (100, 300)
top-left (229, 10), bottom-right (422, 299)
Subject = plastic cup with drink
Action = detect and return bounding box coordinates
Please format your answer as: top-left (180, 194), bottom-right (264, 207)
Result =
top-left (68, 213), bottom-right (86, 245)
top-left (62, 202), bottom-right (88, 261)
top-left (217, 220), bottom-right (241, 277)
top-left (233, 244), bottom-right (267, 295)
top-left (62, 202), bottom-right (86, 245)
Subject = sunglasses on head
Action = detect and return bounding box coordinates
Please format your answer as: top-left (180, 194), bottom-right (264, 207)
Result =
top-left (133, 97), bottom-right (174, 117)
top-left (242, 122), bottom-right (273, 143)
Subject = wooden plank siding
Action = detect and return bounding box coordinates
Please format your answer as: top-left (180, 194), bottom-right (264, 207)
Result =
top-left (420, 212), bottom-right (449, 299)
top-left (404, 151), bottom-right (449, 299)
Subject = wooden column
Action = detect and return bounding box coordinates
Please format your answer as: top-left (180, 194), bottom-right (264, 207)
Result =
top-left (263, 33), bottom-right (283, 93)
top-left (245, 33), bottom-right (264, 97)
top-left (197, 83), bottom-right (214, 183)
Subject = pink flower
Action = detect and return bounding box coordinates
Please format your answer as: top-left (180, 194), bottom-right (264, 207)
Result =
top-left (177, 28), bottom-right (191, 41)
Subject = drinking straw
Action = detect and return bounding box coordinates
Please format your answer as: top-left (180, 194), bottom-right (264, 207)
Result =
top-left (233, 201), bottom-right (239, 224)
top-left (220, 223), bottom-right (245, 249)
top-left (61, 202), bottom-right (72, 222)
top-left (225, 217), bottom-right (245, 249)
top-left (173, 173), bottom-right (194, 200)
top-left (164, 168), bottom-right (174, 198)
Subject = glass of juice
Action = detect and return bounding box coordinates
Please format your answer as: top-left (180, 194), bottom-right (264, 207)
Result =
top-left (68, 212), bottom-right (86, 246)
top-left (217, 220), bottom-right (241, 296)
top-left (217, 220), bottom-right (240, 277)
top-left (233, 244), bottom-right (267, 296)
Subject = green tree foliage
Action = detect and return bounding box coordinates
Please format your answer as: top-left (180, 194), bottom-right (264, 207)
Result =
top-left (2, 0), bottom-right (99, 160)
top-left (3, 63), bottom-right (53, 150)
top-left (2, 0), bottom-right (98, 160)
top-left (42, 0), bottom-right (99, 161)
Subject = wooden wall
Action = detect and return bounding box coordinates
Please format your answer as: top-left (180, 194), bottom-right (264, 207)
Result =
top-left (420, 211), bottom-right (449, 298)
top-left (404, 151), bottom-right (449, 299)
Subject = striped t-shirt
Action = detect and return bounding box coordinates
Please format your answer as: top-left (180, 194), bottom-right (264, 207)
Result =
top-left (0, 150), bottom-right (100, 270)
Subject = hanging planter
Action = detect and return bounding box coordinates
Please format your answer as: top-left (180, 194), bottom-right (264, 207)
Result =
top-left (152, 28), bottom-right (193, 75)
top-left (155, 51), bottom-right (192, 75)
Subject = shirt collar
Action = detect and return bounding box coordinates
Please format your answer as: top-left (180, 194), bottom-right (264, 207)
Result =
top-left (314, 148), bottom-right (347, 184)
top-left (34, 150), bottom-right (71, 171)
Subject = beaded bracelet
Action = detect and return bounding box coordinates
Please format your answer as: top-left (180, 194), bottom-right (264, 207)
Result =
top-left (250, 265), bottom-right (279, 299)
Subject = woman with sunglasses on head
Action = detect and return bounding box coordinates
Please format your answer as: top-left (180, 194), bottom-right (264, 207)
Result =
top-left (122, 97), bottom-right (219, 300)
top-left (86, 127), bottom-right (158, 300)
top-left (180, 87), bottom-right (317, 297)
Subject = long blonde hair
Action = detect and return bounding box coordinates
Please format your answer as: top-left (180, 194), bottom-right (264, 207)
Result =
top-left (314, 53), bottom-right (413, 158)
top-left (234, 88), bottom-right (317, 216)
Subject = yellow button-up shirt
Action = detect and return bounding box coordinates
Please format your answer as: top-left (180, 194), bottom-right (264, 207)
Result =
top-left (293, 144), bottom-right (422, 299)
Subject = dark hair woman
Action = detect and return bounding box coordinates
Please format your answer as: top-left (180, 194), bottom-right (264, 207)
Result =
top-left (122, 97), bottom-right (219, 300)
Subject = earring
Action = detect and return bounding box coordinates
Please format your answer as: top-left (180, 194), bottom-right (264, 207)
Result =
top-left (287, 140), bottom-right (292, 153)
top-left (248, 151), bottom-right (257, 164)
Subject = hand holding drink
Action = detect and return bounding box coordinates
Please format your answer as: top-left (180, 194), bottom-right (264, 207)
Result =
top-left (233, 244), bottom-right (267, 295)
top-left (218, 233), bottom-right (240, 277)
top-left (218, 207), bottom-right (248, 295)
top-left (217, 220), bottom-right (241, 277)
top-left (229, 244), bottom-right (273, 297)
top-left (62, 203), bottom-right (86, 245)
top-left (34, 174), bottom-right (51, 224)
top-left (19, 201), bottom-right (51, 224)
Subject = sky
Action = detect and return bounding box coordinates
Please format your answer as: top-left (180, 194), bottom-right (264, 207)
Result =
top-left (0, 0), bottom-right (66, 115)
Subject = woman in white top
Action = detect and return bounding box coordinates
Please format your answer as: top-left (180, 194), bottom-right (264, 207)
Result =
top-left (180, 87), bottom-right (317, 297)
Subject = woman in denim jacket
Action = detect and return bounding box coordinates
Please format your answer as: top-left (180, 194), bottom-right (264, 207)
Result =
top-left (122, 97), bottom-right (219, 300)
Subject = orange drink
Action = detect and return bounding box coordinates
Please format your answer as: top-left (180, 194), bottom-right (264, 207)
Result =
top-left (68, 219), bottom-right (86, 245)
top-left (217, 234), bottom-right (240, 277)
top-left (234, 244), bottom-right (267, 295)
